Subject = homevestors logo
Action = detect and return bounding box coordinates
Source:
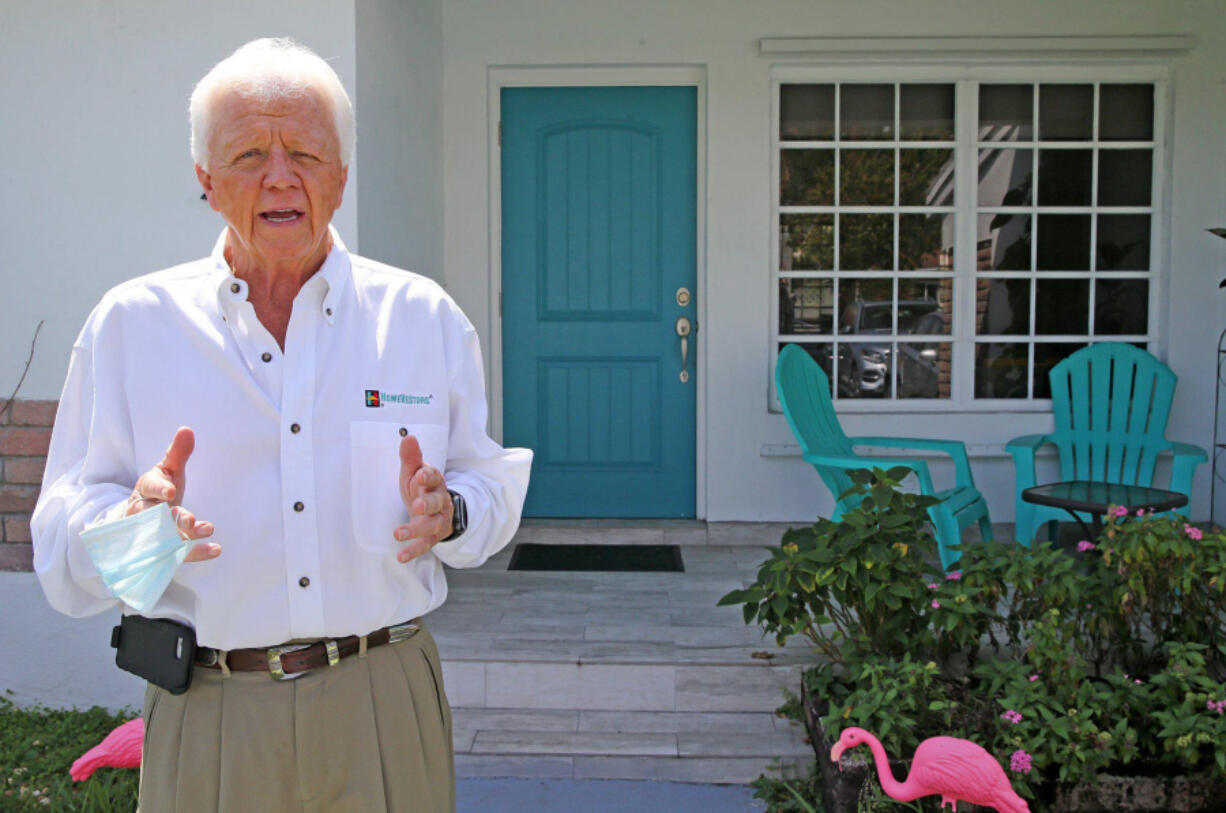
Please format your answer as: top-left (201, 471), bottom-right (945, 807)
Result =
top-left (365, 389), bottom-right (433, 407)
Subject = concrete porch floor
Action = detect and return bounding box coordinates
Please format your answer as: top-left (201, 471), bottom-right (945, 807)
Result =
top-left (431, 518), bottom-right (1014, 787)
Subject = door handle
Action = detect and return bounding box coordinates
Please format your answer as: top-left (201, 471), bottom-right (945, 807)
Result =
top-left (676, 316), bottom-right (693, 383)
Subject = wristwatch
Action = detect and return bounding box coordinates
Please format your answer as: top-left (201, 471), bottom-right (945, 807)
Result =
top-left (442, 489), bottom-right (467, 542)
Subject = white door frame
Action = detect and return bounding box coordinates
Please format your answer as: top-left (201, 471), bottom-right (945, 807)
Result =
top-left (486, 65), bottom-right (709, 518)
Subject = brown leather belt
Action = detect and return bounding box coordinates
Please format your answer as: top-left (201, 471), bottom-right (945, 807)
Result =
top-left (195, 619), bottom-right (421, 680)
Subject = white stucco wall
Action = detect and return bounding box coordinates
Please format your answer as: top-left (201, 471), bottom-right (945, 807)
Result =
top-left (0, 0), bottom-right (359, 400)
top-left (355, 0), bottom-right (444, 280)
top-left (438, 0), bottom-right (1226, 522)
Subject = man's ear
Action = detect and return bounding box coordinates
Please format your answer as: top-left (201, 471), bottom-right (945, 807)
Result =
top-left (337, 165), bottom-right (349, 208)
top-left (195, 164), bottom-right (220, 211)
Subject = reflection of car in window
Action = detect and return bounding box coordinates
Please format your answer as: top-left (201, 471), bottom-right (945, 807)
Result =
top-left (838, 299), bottom-right (939, 397)
top-left (897, 312), bottom-right (945, 398)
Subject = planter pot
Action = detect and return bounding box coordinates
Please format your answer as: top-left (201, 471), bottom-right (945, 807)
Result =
top-left (800, 675), bottom-right (912, 813)
top-left (800, 673), bottom-right (1226, 813)
top-left (1050, 774), bottom-right (1226, 813)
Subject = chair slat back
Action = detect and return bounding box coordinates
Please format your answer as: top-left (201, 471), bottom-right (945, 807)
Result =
top-left (1048, 343), bottom-right (1176, 486)
top-left (776, 344), bottom-right (859, 510)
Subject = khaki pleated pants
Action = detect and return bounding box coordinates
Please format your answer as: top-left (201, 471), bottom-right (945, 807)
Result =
top-left (137, 619), bottom-right (455, 813)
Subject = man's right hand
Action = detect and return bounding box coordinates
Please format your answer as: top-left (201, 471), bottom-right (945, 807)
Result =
top-left (126, 426), bottom-right (220, 562)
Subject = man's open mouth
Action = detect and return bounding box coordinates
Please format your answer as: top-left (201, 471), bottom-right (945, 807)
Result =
top-left (261, 209), bottom-right (304, 223)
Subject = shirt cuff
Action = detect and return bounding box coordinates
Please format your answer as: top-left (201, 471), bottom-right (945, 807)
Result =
top-left (84, 496), bottom-right (131, 531)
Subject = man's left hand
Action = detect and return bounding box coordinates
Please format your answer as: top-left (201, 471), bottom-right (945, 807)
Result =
top-left (396, 435), bottom-right (454, 563)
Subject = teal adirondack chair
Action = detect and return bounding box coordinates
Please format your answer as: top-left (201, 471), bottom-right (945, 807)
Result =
top-left (775, 343), bottom-right (993, 570)
top-left (1007, 342), bottom-right (1207, 545)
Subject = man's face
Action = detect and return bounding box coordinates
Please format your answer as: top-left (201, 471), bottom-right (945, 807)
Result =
top-left (195, 86), bottom-right (348, 271)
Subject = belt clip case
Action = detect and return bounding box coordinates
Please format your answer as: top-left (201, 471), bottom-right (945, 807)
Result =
top-left (111, 615), bottom-right (197, 695)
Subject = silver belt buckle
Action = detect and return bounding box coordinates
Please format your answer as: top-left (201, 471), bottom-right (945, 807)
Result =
top-left (267, 643), bottom-right (312, 680)
top-left (388, 621), bottom-right (420, 644)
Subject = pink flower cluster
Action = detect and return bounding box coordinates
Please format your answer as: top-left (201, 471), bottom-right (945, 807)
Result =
top-left (1207, 699), bottom-right (1226, 715)
top-left (1077, 540), bottom-right (1096, 552)
top-left (1111, 505), bottom-right (1129, 518)
top-left (1029, 674), bottom-right (1040, 682)
top-left (927, 582), bottom-right (939, 590)
top-left (945, 571), bottom-right (962, 581)
top-left (1010, 749), bottom-right (1033, 774)
top-left (1000, 709), bottom-right (1023, 724)
top-left (1185, 524), bottom-right (1204, 541)
top-left (931, 600), bottom-right (941, 609)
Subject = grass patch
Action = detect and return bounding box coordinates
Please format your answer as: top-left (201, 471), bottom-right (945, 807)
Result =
top-left (0, 690), bottom-right (139, 812)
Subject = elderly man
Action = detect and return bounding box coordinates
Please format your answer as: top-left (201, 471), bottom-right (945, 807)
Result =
top-left (30, 38), bottom-right (531, 812)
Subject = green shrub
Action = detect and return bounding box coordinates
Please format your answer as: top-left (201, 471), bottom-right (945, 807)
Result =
top-left (721, 467), bottom-right (1226, 800)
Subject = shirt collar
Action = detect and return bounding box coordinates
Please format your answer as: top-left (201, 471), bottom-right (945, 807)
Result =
top-left (212, 225), bottom-right (350, 326)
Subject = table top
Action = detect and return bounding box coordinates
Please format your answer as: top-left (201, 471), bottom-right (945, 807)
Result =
top-left (1021, 480), bottom-right (1188, 515)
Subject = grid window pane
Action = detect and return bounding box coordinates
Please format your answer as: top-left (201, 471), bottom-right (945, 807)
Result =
top-left (899, 278), bottom-right (952, 333)
top-left (1037, 149), bottom-right (1092, 206)
top-left (1033, 343), bottom-right (1087, 398)
top-left (780, 85), bottom-right (835, 141)
top-left (840, 149), bottom-right (894, 205)
top-left (1097, 150), bottom-right (1152, 206)
top-left (840, 84), bottom-right (894, 140)
top-left (780, 149), bottom-right (835, 205)
top-left (1035, 279), bottom-right (1089, 335)
top-left (780, 214), bottom-right (834, 270)
top-left (976, 213), bottom-right (1031, 271)
top-left (779, 279), bottom-right (834, 335)
top-left (899, 213), bottom-right (953, 271)
top-left (900, 84), bottom-right (954, 140)
top-left (837, 342), bottom-right (893, 398)
top-left (837, 278), bottom-right (893, 335)
top-left (1100, 84), bottom-right (1154, 141)
top-left (975, 343), bottom-right (1029, 398)
top-left (978, 149), bottom-right (1032, 207)
top-left (979, 84), bottom-right (1033, 141)
top-left (839, 214), bottom-right (893, 270)
top-left (976, 279), bottom-right (1030, 335)
top-left (1097, 214), bottom-right (1150, 271)
top-left (1095, 279), bottom-right (1148, 335)
top-left (1036, 214), bottom-right (1091, 271)
top-left (1039, 84), bottom-right (1093, 140)
top-left (899, 149), bottom-right (954, 206)
top-left (898, 342), bottom-right (952, 398)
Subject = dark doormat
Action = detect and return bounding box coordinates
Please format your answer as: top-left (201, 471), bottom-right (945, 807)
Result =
top-left (507, 543), bottom-right (684, 572)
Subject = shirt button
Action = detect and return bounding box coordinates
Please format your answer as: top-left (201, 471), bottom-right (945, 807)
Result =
top-left (326, 307), bottom-right (333, 316)
top-left (230, 283), bottom-right (240, 294)
top-left (299, 576), bottom-right (310, 588)
top-left (293, 501), bottom-right (304, 512)
top-left (261, 352), bottom-right (272, 362)
top-left (399, 427), bottom-right (408, 437)
top-left (291, 423), bottom-right (301, 433)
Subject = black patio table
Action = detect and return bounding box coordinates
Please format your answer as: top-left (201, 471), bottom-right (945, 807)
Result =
top-left (1021, 480), bottom-right (1188, 542)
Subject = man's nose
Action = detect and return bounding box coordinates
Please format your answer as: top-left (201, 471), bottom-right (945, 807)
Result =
top-left (263, 148), bottom-right (299, 189)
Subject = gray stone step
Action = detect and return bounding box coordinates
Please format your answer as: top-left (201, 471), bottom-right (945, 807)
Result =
top-left (433, 536), bottom-right (820, 783)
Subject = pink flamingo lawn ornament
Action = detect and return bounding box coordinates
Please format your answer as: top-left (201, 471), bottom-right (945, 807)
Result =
top-left (830, 726), bottom-right (1030, 813)
top-left (69, 717), bottom-right (144, 781)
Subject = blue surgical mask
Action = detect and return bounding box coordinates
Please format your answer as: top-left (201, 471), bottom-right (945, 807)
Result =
top-left (80, 502), bottom-right (192, 614)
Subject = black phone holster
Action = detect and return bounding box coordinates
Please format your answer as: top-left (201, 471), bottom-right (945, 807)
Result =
top-left (110, 615), bottom-right (197, 694)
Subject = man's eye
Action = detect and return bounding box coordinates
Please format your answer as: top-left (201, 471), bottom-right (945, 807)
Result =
top-left (236, 149), bottom-right (261, 161)
top-left (292, 151), bottom-right (318, 161)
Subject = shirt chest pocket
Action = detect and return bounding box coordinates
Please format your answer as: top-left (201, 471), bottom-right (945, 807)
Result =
top-left (349, 421), bottom-right (449, 554)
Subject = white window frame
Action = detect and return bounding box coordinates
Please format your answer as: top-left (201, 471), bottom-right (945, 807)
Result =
top-left (768, 63), bottom-right (1170, 414)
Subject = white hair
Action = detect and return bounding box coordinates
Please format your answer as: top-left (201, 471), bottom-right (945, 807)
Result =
top-left (189, 37), bottom-right (355, 169)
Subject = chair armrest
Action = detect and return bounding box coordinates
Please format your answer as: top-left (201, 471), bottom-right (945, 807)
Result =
top-left (849, 436), bottom-right (973, 490)
top-left (1169, 441), bottom-right (1208, 463)
top-left (802, 452), bottom-right (935, 494)
top-left (1006, 434), bottom-right (1053, 492)
top-left (1166, 441), bottom-right (1208, 498)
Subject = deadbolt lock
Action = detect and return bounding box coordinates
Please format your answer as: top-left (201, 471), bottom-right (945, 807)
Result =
top-left (676, 287), bottom-right (691, 307)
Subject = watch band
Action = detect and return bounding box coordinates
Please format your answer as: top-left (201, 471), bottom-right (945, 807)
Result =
top-left (442, 489), bottom-right (467, 542)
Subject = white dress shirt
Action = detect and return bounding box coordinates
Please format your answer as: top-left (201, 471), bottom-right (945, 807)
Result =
top-left (31, 228), bottom-right (533, 650)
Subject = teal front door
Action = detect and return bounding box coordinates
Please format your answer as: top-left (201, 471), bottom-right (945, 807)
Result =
top-left (501, 86), bottom-right (697, 517)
